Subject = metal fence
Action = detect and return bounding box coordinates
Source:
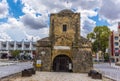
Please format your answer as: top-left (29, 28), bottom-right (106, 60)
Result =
top-left (94, 63), bottom-right (120, 81)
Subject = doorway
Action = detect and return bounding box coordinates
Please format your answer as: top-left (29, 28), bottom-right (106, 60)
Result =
top-left (53, 55), bottom-right (72, 72)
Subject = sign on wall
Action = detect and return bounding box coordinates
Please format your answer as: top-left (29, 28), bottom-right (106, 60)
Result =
top-left (36, 60), bottom-right (41, 67)
top-left (54, 46), bottom-right (70, 50)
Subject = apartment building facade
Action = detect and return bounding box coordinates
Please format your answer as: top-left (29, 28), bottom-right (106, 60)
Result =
top-left (109, 22), bottom-right (120, 62)
top-left (0, 41), bottom-right (36, 58)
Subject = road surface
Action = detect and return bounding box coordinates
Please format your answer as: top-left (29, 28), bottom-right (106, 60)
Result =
top-left (0, 61), bottom-right (33, 78)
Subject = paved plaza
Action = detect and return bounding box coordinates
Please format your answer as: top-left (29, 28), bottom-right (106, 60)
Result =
top-left (0, 61), bottom-right (102, 81)
top-left (9, 72), bottom-right (102, 81)
top-left (0, 61), bottom-right (120, 81)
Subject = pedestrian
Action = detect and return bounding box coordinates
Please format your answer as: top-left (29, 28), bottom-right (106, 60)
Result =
top-left (109, 58), bottom-right (111, 66)
top-left (69, 63), bottom-right (72, 72)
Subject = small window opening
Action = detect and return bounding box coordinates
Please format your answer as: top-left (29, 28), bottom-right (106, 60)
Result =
top-left (63, 24), bottom-right (67, 32)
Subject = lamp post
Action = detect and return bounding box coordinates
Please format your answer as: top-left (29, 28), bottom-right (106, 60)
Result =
top-left (31, 37), bottom-right (33, 59)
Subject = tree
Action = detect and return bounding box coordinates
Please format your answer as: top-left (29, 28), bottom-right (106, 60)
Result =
top-left (11, 50), bottom-right (20, 58)
top-left (87, 26), bottom-right (111, 60)
top-left (87, 32), bottom-right (95, 41)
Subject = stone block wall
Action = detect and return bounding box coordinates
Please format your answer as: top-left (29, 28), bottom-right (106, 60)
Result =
top-left (35, 46), bottom-right (52, 71)
top-left (35, 9), bottom-right (93, 73)
top-left (72, 48), bottom-right (93, 73)
top-left (50, 13), bottom-right (80, 46)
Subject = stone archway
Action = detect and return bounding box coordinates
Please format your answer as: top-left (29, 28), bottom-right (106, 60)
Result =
top-left (53, 55), bottom-right (72, 72)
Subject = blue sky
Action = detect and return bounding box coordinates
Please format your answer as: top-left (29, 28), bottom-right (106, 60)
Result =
top-left (89, 14), bottom-right (110, 26)
top-left (7, 0), bottom-right (24, 18)
top-left (0, 0), bottom-right (120, 41)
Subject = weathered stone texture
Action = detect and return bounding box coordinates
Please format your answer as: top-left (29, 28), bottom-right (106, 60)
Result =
top-left (72, 48), bottom-right (93, 73)
top-left (35, 39), bottom-right (52, 71)
top-left (50, 11), bottom-right (80, 46)
top-left (35, 9), bottom-right (93, 73)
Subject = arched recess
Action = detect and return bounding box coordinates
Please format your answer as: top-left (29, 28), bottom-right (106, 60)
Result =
top-left (52, 54), bottom-right (72, 72)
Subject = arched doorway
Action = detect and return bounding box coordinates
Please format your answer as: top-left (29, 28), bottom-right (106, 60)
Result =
top-left (53, 55), bottom-right (72, 72)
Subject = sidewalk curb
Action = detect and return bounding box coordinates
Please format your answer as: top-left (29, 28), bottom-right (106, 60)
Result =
top-left (0, 72), bottom-right (21, 81)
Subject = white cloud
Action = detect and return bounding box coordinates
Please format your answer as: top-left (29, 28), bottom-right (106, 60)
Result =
top-left (0, 16), bottom-right (41, 41)
top-left (76, 9), bottom-right (97, 37)
top-left (109, 24), bottom-right (117, 32)
top-left (24, 31), bottom-right (41, 41)
top-left (1, 0), bottom-right (119, 41)
top-left (81, 10), bottom-right (97, 17)
top-left (21, 0), bottom-right (76, 14)
top-left (7, 17), bottom-right (24, 29)
top-left (99, 0), bottom-right (120, 20)
top-left (22, 27), bottom-right (49, 41)
top-left (0, 31), bottom-right (12, 41)
top-left (98, 0), bottom-right (120, 31)
top-left (21, 0), bottom-right (100, 37)
top-left (13, 0), bottom-right (18, 3)
top-left (22, 3), bottom-right (37, 14)
top-left (0, 17), bottom-right (24, 41)
top-left (0, 0), bottom-right (8, 18)
top-left (81, 18), bottom-right (96, 37)
top-left (20, 14), bottom-right (47, 29)
top-left (71, 0), bottom-right (101, 10)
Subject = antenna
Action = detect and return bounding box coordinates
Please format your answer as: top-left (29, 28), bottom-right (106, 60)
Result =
top-left (66, 0), bottom-right (69, 4)
top-left (65, 0), bottom-right (71, 9)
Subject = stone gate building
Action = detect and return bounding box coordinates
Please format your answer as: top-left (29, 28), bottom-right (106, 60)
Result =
top-left (35, 9), bottom-right (93, 73)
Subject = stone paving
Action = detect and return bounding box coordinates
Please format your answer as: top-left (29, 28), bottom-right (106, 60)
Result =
top-left (1, 61), bottom-right (119, 81)
top-left (9, 72), bottom-right (102, 81)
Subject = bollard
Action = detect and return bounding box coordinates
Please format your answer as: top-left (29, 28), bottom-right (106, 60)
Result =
top-left (22, 69), bottom-right (32, 77)
top-left (88, 70), bottom-right (102, 79)
top-left (28, 68), bottom-right (36, 75)
top-left (91, 72), bottom-right (102, 79)
top-left (88, 70), bottom-right (97, 77)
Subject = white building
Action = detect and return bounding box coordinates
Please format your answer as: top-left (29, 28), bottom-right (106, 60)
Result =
top-left (0, 41), bottom-right (36, 58)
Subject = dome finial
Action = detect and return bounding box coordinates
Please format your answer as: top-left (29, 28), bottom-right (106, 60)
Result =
top-left (65, 0), bottom-right (71, 9)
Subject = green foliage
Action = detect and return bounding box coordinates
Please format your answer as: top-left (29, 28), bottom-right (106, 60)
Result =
top-left (11, 50), bottom-right (20, 57)
top-left (87, 32), bottom-right (95, 41)
top-left (92, 40), bottom-right (99, 53)
top-left (104, 53), bottom-right (109, 62)
top-left (87, 26), bottom-right (111, 58)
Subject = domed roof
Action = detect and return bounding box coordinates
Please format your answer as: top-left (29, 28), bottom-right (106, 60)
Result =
top-left (59, 9), bottom-right (74, 14)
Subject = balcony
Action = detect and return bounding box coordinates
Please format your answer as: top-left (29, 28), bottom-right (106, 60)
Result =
top-left (30, 47), bottom-right (36, 50)
top-left (9, 44), bottom-right (14, 50)
top-left (0, 47), bottom-right (7, 51)
top-left (23, 48), bottom-right (30, 50)
top-left (24, 44), bottom-right (30, 50)
top-left (16, 44), bottom-right (22, 50)
top-left (9, 48), bottom-right (14, 50)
